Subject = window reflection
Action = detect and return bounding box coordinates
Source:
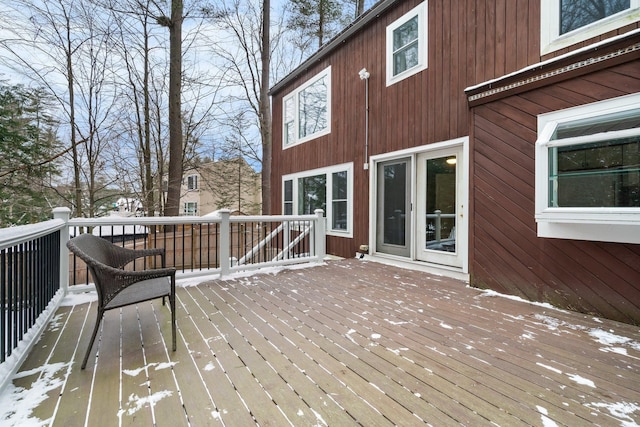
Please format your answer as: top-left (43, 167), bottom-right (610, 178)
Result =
top-left (560, 0), bottom-right (630, 34)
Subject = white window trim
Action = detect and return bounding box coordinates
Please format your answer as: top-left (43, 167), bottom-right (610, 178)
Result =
top-left (386, 1), bottom-right (428, 86)
top-left (282, 163), bottom-right (353, 238)
top-left (535, 93), bottom-right (640, 244)
top-left (282, 66), bottom-right (332, 149)
top-left (540, 0), bottom-right (640, 55)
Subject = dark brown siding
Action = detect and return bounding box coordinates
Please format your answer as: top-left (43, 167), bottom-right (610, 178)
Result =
top-left (271, 0), bottom-right (541, 258)
top-left (471, 61), bottom-right (640, 324)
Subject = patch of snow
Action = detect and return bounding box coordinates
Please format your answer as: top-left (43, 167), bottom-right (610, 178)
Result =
top-left (345, 329), bottom-right (358, 345)
top-left (475, 288), bottom-right (558, 310)
top-left (154, 362), bottom-right (177, 371)
top-left (566, 373), bottom-right (596, 388)
top-left (590, 329), bottom-right (640, 351)
top-left (388, 348), bottom-right (408, 355)
top-left (370, 333), bottom-right (381, 340)
top-left (310, 407), bottom-right (328, 426)
top-left (59, 292), bottom-right (97, 306)
top-left (123, 390), bottom-right (173, 416)
top-left (439, 322), bottom-right (453, 330)
top-left (585, 401), bottom-right (640, 427)
top-left (204, 362), bottom-right (216, 371)
top-left (536, 362), bottom-right (563, 375)
top-left (600, 347), bottom-right (629, 356)
top-left (384, 319), bottom-right (408, 326)
top-left (0, 362), bottom-right (68, 426)
top-left (122, 361), bottom-right (176, 377)
top-left (537, 406), bottom-right (560, 427)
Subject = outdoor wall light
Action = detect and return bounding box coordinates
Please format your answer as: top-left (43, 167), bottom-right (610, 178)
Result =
top-left (359, 68), bottom-right (370, 80)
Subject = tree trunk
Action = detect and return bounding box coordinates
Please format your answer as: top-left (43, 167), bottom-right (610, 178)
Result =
top-left (66, 13), bottom-right (82, 218)
top-left (164, 0), bottom-right (183, 217)
top-left (261, 0), bottom-right (272, 215)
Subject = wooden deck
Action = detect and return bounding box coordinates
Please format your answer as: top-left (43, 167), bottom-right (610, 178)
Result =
top-left (4, 259), bottom-right (640, 426)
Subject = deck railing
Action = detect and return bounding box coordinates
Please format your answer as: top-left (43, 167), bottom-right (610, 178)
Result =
top-left (0, 207), bottom-right (326, 390)
top-left (0, 218), bottom-right (65, 368)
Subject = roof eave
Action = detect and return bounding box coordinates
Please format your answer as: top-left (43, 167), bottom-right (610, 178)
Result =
top-left (269, 0), bottom-right (398, 96)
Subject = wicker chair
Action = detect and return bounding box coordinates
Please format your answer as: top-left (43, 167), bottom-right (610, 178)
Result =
top-left (67, 233), bottom-right (176, 369)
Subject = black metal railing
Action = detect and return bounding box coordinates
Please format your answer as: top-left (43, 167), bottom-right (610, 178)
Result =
top-left (1, 226), bottom-right (61, 364)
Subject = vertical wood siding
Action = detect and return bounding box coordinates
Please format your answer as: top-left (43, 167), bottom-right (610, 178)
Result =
top-left (271, 0), bottom-right (541, 257)
top-left (471, 61), bottom-right (640, 324)
top-left (270, 0), bottom-right (640, 323)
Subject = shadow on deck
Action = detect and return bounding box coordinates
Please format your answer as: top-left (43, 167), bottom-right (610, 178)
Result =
top-left (3, 259), bottom-right (640, 426)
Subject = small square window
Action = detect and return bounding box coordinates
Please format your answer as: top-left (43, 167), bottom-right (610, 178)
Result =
top-left (187, 175), bottom-right (198, 190)
top-left (386, 2), bottom-right (428, 86)
top-left (183, 202), bottom-right (198, 215)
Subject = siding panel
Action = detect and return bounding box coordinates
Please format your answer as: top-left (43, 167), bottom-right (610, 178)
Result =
top-left (471, 62), bottom-right (640, 324)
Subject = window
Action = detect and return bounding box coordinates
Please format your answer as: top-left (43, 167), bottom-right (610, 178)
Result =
top-left (541, 0), bottom-right (640, 54)
top-left (535, 93), bottom-right (640, 244)
top-left (332, 171), bottom-right (348, 231)
top-left (187, 175), bottom-right (198, 190)
top-left (282, 67), bottom-right (331, 148)
top-left (183, 202), bottom-right (198, 216)
top-left (283, 180), bottom-right (293, 215)
top-left (282, 163), bottom-right (353, 237)
top-left (386, 2), bottom-right (428, 86)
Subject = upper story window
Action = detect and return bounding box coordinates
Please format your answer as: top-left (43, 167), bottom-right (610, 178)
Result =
top-left (283, 66), bottom-right (331, 148)
top-left (386, 1), bottom-right (428, 86)
top-left (535, 93), bottom-right (640, 244)
top-left (541, 0), bottom-right (640, 55)
top-left (187, 175), bottom-right (198, 190)
top-left (283, 163), bottom-right (353, 237)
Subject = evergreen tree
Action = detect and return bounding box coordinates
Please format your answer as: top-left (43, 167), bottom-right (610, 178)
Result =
top-left (0, 84), bottom-right (60, 225)
top-left (287, 0), bottom-right (346, 50)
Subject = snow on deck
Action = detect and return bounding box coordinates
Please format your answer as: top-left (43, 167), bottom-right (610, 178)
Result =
top-left (2, 258), bottom-right (640, 426)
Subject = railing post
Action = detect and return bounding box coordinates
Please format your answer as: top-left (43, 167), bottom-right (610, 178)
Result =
top-left (219, 209), bottom-right (231, 276)
top-left (314, 209), bottom-right (326, 262)
top-left (53, 207), bottom-right (71, 294)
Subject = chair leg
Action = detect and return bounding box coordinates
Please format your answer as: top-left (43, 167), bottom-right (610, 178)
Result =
top-left (82, 308), bottom-right (104, 370)
top-left (170, 293), bottom-right (176, 351)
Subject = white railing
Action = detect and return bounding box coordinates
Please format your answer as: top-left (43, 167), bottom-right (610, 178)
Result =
top-left (0, 207), bottom-right (327, 391)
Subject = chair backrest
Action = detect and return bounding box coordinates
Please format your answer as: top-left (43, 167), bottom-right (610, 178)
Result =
top-left (67, 233), bottom-right (131, 269)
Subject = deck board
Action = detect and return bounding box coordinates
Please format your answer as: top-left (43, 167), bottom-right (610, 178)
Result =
top-left (3, 259), bottom-right (640, 426)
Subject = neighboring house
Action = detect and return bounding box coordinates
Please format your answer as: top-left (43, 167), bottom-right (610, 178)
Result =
top-left (180, 157), bottom-right (262, 216)
top-left (269, 0), bottom-right (640, 324)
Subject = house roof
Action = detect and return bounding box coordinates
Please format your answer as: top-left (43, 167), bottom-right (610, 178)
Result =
top-left (269, 0), bottom-right (398, 96)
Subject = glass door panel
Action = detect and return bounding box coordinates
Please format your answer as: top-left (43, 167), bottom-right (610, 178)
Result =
top-left (425, 156), bottom-right (457, 252)
top-left (416, 149), bottom-right (464, 268)
top-left (376, 158), bottom-right (411, 257)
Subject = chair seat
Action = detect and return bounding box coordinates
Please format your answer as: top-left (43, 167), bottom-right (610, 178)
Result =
top-left (105, 277), bottom-right (172, 310)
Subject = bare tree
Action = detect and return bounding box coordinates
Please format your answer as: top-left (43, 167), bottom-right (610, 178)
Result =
top-left (0, 0), bottom-right (121, 218)
top-left (205, 0), bottom-right (299, 214)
